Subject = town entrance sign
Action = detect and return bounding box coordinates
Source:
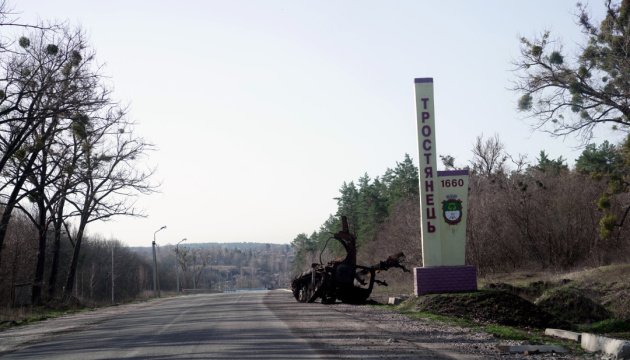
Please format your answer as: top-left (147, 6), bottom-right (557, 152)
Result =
top-left (413, 78), bottom-right (477, 295)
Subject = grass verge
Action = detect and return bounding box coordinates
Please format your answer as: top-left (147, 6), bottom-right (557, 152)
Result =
top-left (0, 294), bottom-right (167, 330)
top-left (0, 308), bottom-right (91, 328)
top-left (579, 318), bottom-right (630, 340)
top-left (372, 302), bottom-right (585, 353)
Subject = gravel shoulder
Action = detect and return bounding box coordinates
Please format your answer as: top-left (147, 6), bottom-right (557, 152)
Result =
top-left (265, 290), bottom-right (596, 360)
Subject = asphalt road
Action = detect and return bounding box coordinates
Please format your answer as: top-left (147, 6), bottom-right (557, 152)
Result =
top-left (2, 291), bottom-right (322, 360)
top-left (1, 290), bottom-right (590, 359)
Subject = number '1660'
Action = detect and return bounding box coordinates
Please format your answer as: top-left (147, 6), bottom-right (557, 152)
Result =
top-left (441, 179), bottom-right (464, 188)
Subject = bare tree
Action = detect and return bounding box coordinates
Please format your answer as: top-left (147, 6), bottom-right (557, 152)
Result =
top-left (0, 21), bottom-right (157, 303)
top-left (508, 153), bottom-right (529, 174)
top-left (62, 113), bottom-right (157, 300)
top-left (0, 25), bottom-right (118, 305)
top-left (470, 134), bottom-right (508, 178)
top-left (0, 25), bottom-right (96, 273)
top-left (0, 1), bottom-right (59, 53)
top-left (0, 210), bottom-right (36, 306)
top-left (439, 154), bottom-right (457, 170)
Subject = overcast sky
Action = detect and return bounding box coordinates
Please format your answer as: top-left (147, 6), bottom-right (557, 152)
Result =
top-left (13, 0), bottom-right (622, 247)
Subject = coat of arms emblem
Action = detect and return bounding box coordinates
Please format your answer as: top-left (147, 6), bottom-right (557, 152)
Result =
top-left (442, 194), bottom-right (462, 225)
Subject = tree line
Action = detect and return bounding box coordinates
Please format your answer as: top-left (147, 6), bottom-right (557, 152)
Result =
top-left (2, 205), bottom-right (294, 307)
top-left (168, 243), bottom-right (293, 291)
top-left (291, 137), bottom-right (630, 282)
top-left (0, 2), bottom-right (156, 306)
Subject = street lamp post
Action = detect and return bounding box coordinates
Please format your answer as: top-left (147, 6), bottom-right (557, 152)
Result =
top-left (152, 226), bottom-right (166, 298)
top-left (192, 249), bottom-right (200, 290)
top-left (176, 238), bottom-right (187, 295)
top-left (209, 260), bottom-right (217, 290)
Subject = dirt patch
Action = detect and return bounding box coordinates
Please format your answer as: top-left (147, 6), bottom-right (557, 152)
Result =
top-left (482, 275), bottom-right (630, 326)
top-left (487, 264), bottom-right (630, 320)
top-left (535, 288), bottom-right (611, 325)
top-left (411, 291), bottom-right (570, 329)
top-left (603, 284), bottom-right (630, 319)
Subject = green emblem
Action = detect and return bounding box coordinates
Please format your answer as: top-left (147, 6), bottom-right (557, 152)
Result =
top-left (442, 195), bottom-right (462, 225)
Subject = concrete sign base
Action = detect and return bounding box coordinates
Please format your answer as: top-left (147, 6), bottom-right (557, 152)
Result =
top-left (414, 265), bottom-right (477, 296)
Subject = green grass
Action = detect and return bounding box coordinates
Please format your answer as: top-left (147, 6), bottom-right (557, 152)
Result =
top-left (371, 299), bottom-right (470, 326)
top-left (579, 318), bottom-right (630, 339)
top-left (480, 326), bottom-right (584, 353)
top-left (397, 307), bottom-right (537, 342)
top-left (482, 325), bottom-right (536, 341)
top-left (376, 301), bottom-right (543, 341)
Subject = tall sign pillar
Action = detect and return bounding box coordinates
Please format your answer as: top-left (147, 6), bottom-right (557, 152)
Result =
top-left (414, 78), bottom-right (441, 267)
top-left (413, 78), bottom-right (477, 296)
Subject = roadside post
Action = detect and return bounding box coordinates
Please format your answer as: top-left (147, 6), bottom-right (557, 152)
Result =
top-left (176, 238), bottom-right (187, 295)
top-left (152, 225), bottom-right (166, 298)
top-left (413, 78), bottom-right (477, 295)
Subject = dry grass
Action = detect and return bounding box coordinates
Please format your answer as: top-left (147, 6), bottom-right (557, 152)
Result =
top-left (478, 263), bottom-right (630, 333)
top-left (479, 263), bottom-right (630, 287)
top-left (0, 306), bottom-right (34, 323)
top-left (0, 290), bottom-right (164, 326)
top-left (566, 263), bottom-right (630, 284)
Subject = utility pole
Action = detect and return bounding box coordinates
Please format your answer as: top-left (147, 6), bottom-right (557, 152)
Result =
top-left (192, 249), bottom-right (200, 290)
top-left (152, 226), bottom-right (166, 298)
top-left (176, 238), bottom-right (187, 295)
top-left (111, 245), bottom-right (114, 303)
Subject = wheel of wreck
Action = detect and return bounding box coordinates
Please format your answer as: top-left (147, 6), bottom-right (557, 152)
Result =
top-left (298, 285), bottom-right (308, 302)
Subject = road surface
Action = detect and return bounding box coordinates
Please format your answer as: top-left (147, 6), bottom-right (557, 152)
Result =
top-left (1, 291), bottom-right (475, 359)
top-left (2, 291), bottom-right (323, 359)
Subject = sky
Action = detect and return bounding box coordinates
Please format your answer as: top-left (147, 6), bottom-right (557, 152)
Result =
top-left (11, 0), bottom-right (624, 247)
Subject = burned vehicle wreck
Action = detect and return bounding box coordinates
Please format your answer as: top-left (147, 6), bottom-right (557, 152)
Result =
top-left (291, 216), bottom-right (409, 304)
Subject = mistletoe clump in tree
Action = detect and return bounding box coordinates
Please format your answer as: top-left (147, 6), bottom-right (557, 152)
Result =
top-left (513, 0), bottom-right (630, 238)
